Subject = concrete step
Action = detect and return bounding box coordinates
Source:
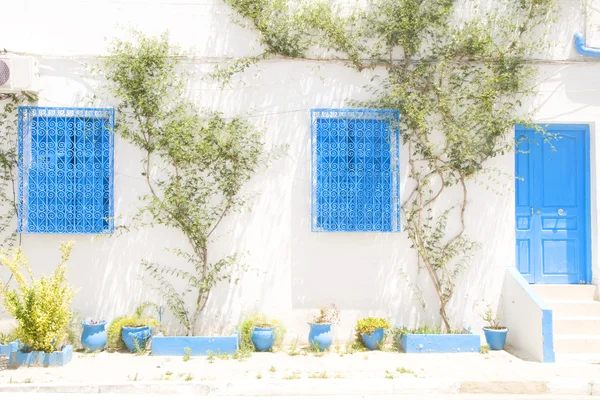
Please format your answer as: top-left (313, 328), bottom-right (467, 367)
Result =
top-left (554, 334), bottom-right (600, 353)
top-left (550, 301), bottom-right (600, 318)
top-left (555, 353), bottom-right (600, 363)
top-left (554, 317), bottom-right (600, 335)
top-left (533, 285), bottom-right (598, 301)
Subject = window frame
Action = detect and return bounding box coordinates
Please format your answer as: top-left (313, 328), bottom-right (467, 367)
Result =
top-left (311, 108), bottom-right (401, 232)
top-left (17, 106), bottom-right (115, 234)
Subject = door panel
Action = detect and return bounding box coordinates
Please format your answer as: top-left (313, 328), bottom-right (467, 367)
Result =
top-left (541, 135), bottom-right (577, 207)
top-left (542, 239), bottom-right (577, 275)
top-left (515, 125), bottom-right (590, 284)
top-left (517, 239), bottom-right (532, 276)
top-left (516, 132), bottom-right (535, 282)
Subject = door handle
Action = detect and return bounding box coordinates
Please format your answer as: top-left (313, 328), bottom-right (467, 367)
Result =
top-left (530, 206), bottom-right (534, 216)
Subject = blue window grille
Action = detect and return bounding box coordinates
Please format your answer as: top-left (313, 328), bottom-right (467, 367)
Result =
top-left (17, 106), bottom-right (114, 234)
top-left (311, 108), bottom-right (401, 232)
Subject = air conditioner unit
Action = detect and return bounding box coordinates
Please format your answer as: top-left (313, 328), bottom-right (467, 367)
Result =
top-left (0, 56), bottom-right (39, 93)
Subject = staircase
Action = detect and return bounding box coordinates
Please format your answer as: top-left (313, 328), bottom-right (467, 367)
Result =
top-left (534, 285), bottom-right (600, 355)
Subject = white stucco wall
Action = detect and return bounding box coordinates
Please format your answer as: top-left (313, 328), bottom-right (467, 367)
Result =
top-left (501, 267), bottom-right (553, 362)
top-left (0, 0), bottom-right (598, 341)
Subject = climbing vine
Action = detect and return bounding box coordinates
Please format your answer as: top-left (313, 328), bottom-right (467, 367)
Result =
top-left (225, 0), bottom-right (556, 331)
top-left (0, 92), bottom-right (36, 249)
top-left (97, 32), bottom-right (280, 335)
top-left (0, 91), bottom-right (37, 292)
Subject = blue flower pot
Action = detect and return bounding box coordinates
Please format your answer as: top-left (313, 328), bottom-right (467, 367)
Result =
top-left (308, 323), bottom-right (333, 351)
top-left (362, 328), bottom-right (385, 350)
top-left (483, 327), bottom-right (508, 350)
top-left (122, 326), bottom-right (152, 353)
top-left (251, 326), bottom-right (275, 352)
top-left (81, 320), bottom-right (107, 352)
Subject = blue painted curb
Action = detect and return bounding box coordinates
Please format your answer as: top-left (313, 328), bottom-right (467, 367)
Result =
top-left (151, 334), bottom-right (239, 356)
top-left (9, 345), bottom-right (73, 367)
top-left (400, 333), bottom-right (480, 353)
top-left (0, 340), bottom-right (20, 356)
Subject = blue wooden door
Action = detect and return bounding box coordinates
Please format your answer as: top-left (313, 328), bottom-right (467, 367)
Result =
top-left (515, 124), bottom-right (590, 284)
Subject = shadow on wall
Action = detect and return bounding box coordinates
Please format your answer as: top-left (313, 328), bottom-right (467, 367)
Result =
top-left (0, 58), bottom-right (194, 333)
top-left (448, 151), bottom-right (517, 329)
top-left (196, 65), bottom-right (430, 334)
top-left (2, 34), bottom-right (516, 338)
top-left (203, 70), bottom-right (515, 335)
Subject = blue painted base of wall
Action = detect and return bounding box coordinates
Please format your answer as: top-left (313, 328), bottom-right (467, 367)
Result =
top-left (0, 340), bottom-right (20, 356)
top-left (9, 345), bottom-right (73, 367)
top-left (400, 334), bottom-right (480, 353)
top-left (541, 308), bottom-right (555, 363)
top-left (151, 335), bottom-right (239, 356)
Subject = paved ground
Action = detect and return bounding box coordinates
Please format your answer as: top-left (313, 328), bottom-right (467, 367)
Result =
top-left (1, 347), bottom-right (600, 395)
top-left (5, 395), bottom-right (598, 400)
top-left (2, 348), bottom-right (599, 383)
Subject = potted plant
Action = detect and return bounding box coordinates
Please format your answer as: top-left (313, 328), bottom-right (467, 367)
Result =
top-left (152, 308), bottom-right (246, 357)
top-left (107, 303), bottom-right (158, 353)
top-left (236, 313), bottom-right (285, 352)
top-left (482, 306), bottom-right (508, 351)
top-left (81, 319), bottom-right (108, 352)
top-left (0, 331), bottom-right (19, 356)
top-left (308, 304), bottom-right (340, 351)
top-left (395, 326), bottom-right (480, 353)
top-left (248, 314), bottom-right (274, 352)
top-left (356, 317), bottom-right (390, 350)
top-left (0, 242), bottom-right (76, 366)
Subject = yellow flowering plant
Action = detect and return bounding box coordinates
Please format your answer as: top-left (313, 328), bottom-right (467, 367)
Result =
top-left (0, 241), bottom-right (76, 353)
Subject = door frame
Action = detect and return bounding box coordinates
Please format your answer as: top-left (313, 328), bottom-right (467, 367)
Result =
top-left (515, 123), bottom-right (592, 284)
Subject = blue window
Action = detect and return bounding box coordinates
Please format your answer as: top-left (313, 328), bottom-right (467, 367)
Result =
top-left (311, 108), bottom-right (401, 232)
top-left (17, 106), bottom-right (114, 233)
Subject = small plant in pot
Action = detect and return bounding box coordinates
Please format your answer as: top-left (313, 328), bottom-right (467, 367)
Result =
top-left (81, 319), bottom-right (108, 352)
top-left (107, 303), bottom-right (159, 353)
top-left (0, 242), bottom-right (76, 357)
top-left (0, 330), bottom-right (19, 355)
top-left (308, 304), bottom-right (340, 352)
top-left (355, 317), bottom-right (390, 350)
top-left (482, 305), bottom-right (508, 351)
top-left (238, 313), bottom-right (286, 353)
top-left (0, 330), bottom-right (18, 346)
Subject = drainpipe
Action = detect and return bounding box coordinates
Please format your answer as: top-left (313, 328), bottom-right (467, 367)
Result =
top-left (574, 32), bottom-right (600, 58)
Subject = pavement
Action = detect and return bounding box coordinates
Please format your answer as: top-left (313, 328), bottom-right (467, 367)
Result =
top-left (1, 347), bottom-right (600, 396)
top-left (4, 395), bottom-right (599, 400)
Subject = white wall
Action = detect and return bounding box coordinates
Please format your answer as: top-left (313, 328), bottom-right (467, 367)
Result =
top-left (501, 267), bottom-right (553, 362)
top-left (0, 0), bottom-right (597, 340)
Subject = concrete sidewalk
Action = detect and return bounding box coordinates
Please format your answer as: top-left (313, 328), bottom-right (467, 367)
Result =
top-left (4, 394), bottom-right (600, 400)
top-left (1, 349), bottom-right (599, 396)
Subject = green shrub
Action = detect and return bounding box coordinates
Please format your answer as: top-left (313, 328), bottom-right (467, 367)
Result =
top-left (107, 303), bottom-right (159, 351)
top-left (354, 317), bottom-right (390, 349)
top-left (65, 311), bottom-right (83, 350)
top-left (392, 326), bottom-right (465, 337)
top-left (355, 317), bottom-right (391, 336)
top-left (0, 329), bottom-right (18, 345)
top-left (0, 242), bottom-right (76, 353)
top-left (237, 312), bottom-right (286, 353)
top-left (481, 305), bottom-right (505, 330)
